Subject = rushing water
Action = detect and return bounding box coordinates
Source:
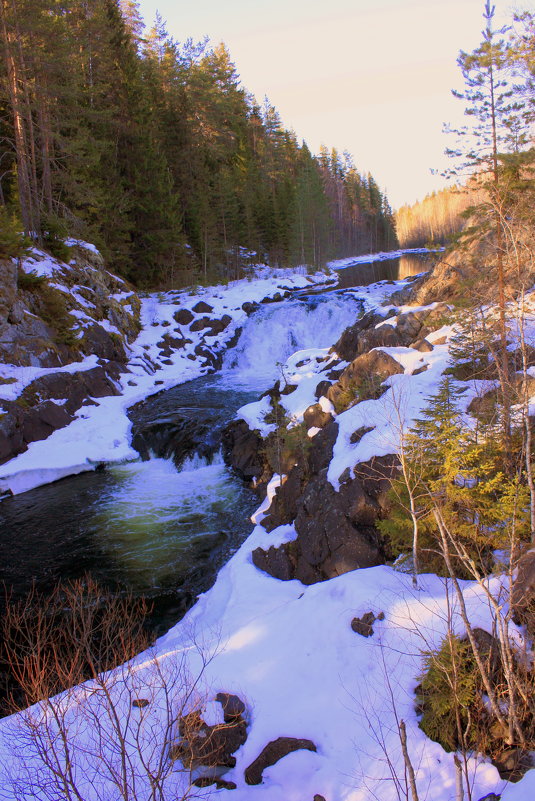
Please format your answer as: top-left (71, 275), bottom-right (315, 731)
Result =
top-left (0, 250), bottom-right (432, 634)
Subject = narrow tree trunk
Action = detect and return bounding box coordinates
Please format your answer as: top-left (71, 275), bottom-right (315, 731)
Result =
top-left (399, 720), bottom-right (419, 801)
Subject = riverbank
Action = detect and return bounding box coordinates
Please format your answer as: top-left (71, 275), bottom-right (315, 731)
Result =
top-left (2, 247), bottom-right (535, 800)
top-left (0, 252), bottom-right (340, 496)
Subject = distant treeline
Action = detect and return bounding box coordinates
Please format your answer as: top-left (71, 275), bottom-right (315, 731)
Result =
top-left (395, 186), bottom-right (481, 249)
top-left (0, 0), bottom-right (397, 287)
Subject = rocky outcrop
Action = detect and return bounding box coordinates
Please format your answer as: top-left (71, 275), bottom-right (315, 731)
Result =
top-left (0, 246), bottom-right (143, 464)
top-left (0, 366), bottom-right (122, 464)
top-left (0, 247), bottom-right (140, 369)
top-left (245, 737), bottom-right (317, 785)
top-left (332, 309), bottom-right (397, 361)
top-left (331, 302), bottom-right (448, 364)
top-left (222, 420), bottom-right (269, 484)
top-left (170, 694), bottom-right (248, 776)
top-left (326, 349), bottom-right (404, 413)
top-left (253, 455), bottom-right (397, 584)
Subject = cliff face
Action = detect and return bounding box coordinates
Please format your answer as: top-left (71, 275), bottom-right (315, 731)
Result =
top-left (393, 228), bottom-right (535, 308)
top-left (0, 243), bottom-right (141, 466)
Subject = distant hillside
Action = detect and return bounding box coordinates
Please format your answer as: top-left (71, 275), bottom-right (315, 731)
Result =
top-left (395, 185), bottom-right (482, 248)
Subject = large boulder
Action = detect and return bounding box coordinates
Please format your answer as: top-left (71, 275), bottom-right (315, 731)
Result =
top-left (0, 366), bottom-right (122, 464)
top-left (174, 308), bottom-right (194, 325)
top-left (327, 349), bottom-right (403, 413)
top-left (332, 309), bottom-right (396, 361)
top-left (303, 403), bottom-right (333, 430)
top-left (170, 695), bottom-right (248, 773)
top-left (222, 419), bottom-right (269, 484)
top-left (253, 456), bottom-right (397, 584)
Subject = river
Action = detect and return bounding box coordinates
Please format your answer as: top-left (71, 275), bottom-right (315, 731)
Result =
top-left (0, 251), bottom-right (433, 634)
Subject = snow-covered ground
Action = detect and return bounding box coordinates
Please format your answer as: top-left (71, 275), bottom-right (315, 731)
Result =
top-left (2, 253), bottom-right (535, 800)
top-left (0, 265), bottom-right (337, 496)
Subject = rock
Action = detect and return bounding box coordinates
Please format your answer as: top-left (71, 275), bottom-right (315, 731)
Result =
top-left (0, 365), bottom-right (124, 464)
top-left (222, 419), bottom-right (268, 483)
top-left (206, 314), bottom-right (232, 335)
top-left (215, 693), bottom-right (246, 723)
top-left (225, 325), bottom-right (242, 350)
top-left (81, 323), bottom-right (126, 362)
top-left (306, 420), bottom-right (339, 475)
top-left (261, 292), bottom-right (283, 304)
top-left (193, 777), bottom-right (237, 790)
top-left (356, 323), bottom-right (405, 354)
top-left (253, 456), bottom-right (397, 584)
top-left (410, 338), bottom-right (433, 352)
top-left (314, 380), bottom-right (331, 399)
top-left (262, 465), bottom-right (306, 532)
top-left (157, 333), bottom-right (189, 356)
top-left (192, 300), bottom-right (213, 313)
top-left (281, 382), bottom-right (298, 395)
top-left (396, 310), bottom-right (427, 341)
top-left (190, 316), bottom-right (213, 332)
top-left (194, 344), bottom-right (222, 369)
top-left (303, 403), bottom-right (333, 430)
top-left (327, 349), bottom-right (403, 413)
top-left (34, 400), bottom-right (73, 430)
top-left (174, 308), bottom-right (194, 325)
top-left (252, 544), bottom-right (295, 581)
top-left (412, 364), bottom-right (428, 375)
top-left (492, 748), bottom-right (533, 782)
top-left (351, 611), bottom-right (384, 637)
top-left (7, 300), bottom-right (25, 325)
top-left (0, 259), bottom-right (17, 321)
top-left (332, 309), bottom-right (395, 361)
top-left (245, 737), bottom-right (317, 785)
top-left (350, 426), bottom-right (374, 444)
top-left (242, 300), bottom-right (260, 315)
top-left (512, 548), bottom-right (535, 635)
top-left (171, 705), bottom-right (247, 771)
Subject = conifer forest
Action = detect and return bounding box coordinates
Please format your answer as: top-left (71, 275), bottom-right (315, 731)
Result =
top-left (0, 0), bottom-right (397, 287)
top-left (2, 2), bottom-right (535, 801)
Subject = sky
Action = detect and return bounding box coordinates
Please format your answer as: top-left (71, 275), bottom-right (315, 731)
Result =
top-left (136, 0), bottom-right (516, 210)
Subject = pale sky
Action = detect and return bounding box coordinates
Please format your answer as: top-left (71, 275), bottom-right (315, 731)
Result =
top-left (137, 0), bottom-right (516, 209)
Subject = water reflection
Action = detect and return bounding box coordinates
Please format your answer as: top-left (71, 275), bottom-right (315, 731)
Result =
top-left (334, 252), bottom-right (437, 289)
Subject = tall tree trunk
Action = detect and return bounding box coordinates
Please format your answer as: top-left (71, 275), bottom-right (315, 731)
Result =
top-left (0, 0), bottom-right (36, 235)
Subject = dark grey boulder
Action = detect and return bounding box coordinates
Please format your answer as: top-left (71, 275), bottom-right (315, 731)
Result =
top-left (192, 300), bottom-right (213, 314)
top-left (245, 737), bottom-right (317, 785)
top-left (174, 308), bottom-right (194, 325)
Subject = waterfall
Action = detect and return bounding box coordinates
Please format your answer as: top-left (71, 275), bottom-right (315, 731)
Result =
top-left (221, 293), bottom-right (362, 389)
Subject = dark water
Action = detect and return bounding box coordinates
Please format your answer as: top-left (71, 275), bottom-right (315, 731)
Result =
top-left (0, 251), bottom-right (431, 636)
top-left (0, 377), bottom-right (260, 633)
top-left (334, 252), bottom-right (436, 289)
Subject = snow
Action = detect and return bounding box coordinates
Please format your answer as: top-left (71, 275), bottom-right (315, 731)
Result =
top-left (64, 238), bottom-right (101, 255)
top-left (1, 541), bottom-right (523, 799)
top-left (20, 249), bottom-right (63, 278)
top-left (250, 474), bottom-right (284, 525)
top-left (328, 341), bottom-right (451, 487)
top-left (237, 395), bottom-right (276, 437)
top-left (2, 249), bottom-right (535, 800)
top-left (0, 265), bottom-right (338, 495)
